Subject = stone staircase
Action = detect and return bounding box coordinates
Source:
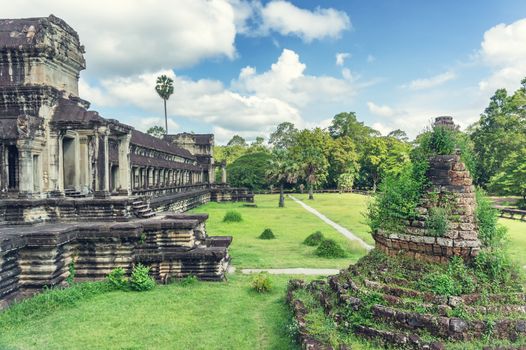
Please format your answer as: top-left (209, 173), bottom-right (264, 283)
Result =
top-left (132, 199), bottom-right (156, 219)
top-left (64, 188), bottom-right (86, 198)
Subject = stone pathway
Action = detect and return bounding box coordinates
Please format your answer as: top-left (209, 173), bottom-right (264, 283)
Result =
top-left (241, 268), bottom-right (340, 275)
top-left (288, 195), bottom-right (374, 251)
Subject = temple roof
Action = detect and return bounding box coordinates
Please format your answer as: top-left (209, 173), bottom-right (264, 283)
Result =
top-left (0, 15), bottom-right (80, 50)
top-left (131, 130), bottom-right (195, 160)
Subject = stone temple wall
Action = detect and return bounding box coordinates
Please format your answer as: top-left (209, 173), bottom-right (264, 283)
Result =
top-left (0, 213), bottom-right (231, 309)
top-left (373, 153), bottom-right (480, 263)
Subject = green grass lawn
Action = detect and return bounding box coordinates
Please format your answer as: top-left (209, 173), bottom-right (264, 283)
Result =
top-left (292, 193), bottom-right (374, 245)
top-left (190, 194), bottom-right (367, 269)
top-left (500, 218), bottom-right (526, 267)
top-left (0, 274), bottom-right (299, 350)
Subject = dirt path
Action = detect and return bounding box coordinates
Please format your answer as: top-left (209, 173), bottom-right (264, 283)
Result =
top-left (288, 195), bottom-right (374, 251)
top-left (241, 268), bottom-right (340, 275)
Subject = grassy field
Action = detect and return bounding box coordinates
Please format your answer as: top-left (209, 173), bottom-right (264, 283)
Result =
top-left (0, 275), bottom-right (299, 350)
top-left (293, 193), bottom-right (374, 245)
top-left (190, 194), bottom-right (367, 269)
top-left (501, 218), bottom-right (526, 267)
top-left (1, 193), bottom-right (523, 350)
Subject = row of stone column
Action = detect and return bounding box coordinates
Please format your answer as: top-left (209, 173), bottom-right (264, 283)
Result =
top-left (131, 167), bottom-right (204, 191)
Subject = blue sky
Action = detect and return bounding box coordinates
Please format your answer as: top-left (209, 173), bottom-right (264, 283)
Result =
top-left (5, 0), bottom-right (526, 143)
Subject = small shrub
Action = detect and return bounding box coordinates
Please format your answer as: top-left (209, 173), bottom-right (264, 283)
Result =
top-left (107, 267), bottom-right (128, 290)
top-left (420, 272), bottom-right (459, 296)
top-left (251, 272), bottom-right (272, 293)
top-left (66, 261), bottom-right (76, 286)
top-left (223, 210), bottom-right (243, 223)
top-left (517, 198), bottom-right (526, 210)
top-left (259, 228), bottom-right (276, 240)
top-left (427, 207), bottom-right (449, 236)
top-left (129, 264), bottom-right (156, 291)
top-left (303, 231), bottom-right (325, 246)
top-left (179, 275), bottom-right (198, 286)
top-left (315, 239), bottom-right (346, 258)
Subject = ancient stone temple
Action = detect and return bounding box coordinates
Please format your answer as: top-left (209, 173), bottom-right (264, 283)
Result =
top-left (0, 15), bottom-right (250, 308)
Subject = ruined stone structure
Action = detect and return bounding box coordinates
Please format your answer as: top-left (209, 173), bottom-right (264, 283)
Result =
top-left (374, 152), bottom-right (480, 263)
top-left (287, 117), bottom-right (525, 349)
top-left (0, 15), bottom-right (251, 307)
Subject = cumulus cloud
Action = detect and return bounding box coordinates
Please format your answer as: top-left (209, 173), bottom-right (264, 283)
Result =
top-left (478, 18), bottom-right (526, 92)
top-left (367, 102), bottom-right (396, 117)
top-left (80, 49), bottom-right (358, 142)
top-left (405, 71), bottom-right (456, 90)
top-left (2, 0), bottom-right (238, 76)
top-left (336, 52), bottom-right (351, 66)
top-left (259, 1), bottom-right (351, 42)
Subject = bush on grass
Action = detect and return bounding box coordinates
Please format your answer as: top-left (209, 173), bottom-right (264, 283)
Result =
top-left (107, 267), bottom-right (128, 290)
top-left (129, 264), bottom-right (156, 291)
top-left (251, 272), bottom-right (272, 293)
top-left (315, 239), bottom-right (346, 258)
top-left (303, 231), bottom-right (325, 246)
top-left (259, 228), bottom-right (276, 239)
top-left (223, 210), bottom-right (243, 223)
top-left (179, 275), bottom-right (198, 286)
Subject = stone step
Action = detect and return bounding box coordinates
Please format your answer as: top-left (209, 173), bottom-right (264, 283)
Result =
top-left (140, 212), bottom-right (156, 218)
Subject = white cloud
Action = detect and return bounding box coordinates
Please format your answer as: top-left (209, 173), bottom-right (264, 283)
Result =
top-left (341, 68), bottom-right (352, 80)
top-left (260, 1), bottom-right (351, 42)
top-left (3, 0), bottom-right (239, 76)
top-left (478, 18), bottom-right (526, 92)
top-left (336, 52), bottom-right (351, 66)
top-left (367, 102), bottom-right (396, 117)
top-left (405, 71), bottom-right (456, 90)
top-left (80, 49), bottom-right (358, 141)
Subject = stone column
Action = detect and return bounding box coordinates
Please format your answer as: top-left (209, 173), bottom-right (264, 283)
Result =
top-left (94, 127), bottom-right (110, 198)
top-left (0, 144), bottom-right (6, 194)
top-left (221, 163), bottom-right (227, 184)
top-left (78, 135), bottom-right (90, 193)
top-left (17, 146), bottom-right (33, 196)
top-left (117, 133), bottom-right (131, 195)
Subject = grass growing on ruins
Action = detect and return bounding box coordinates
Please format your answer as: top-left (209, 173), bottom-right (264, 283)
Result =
top-left (293, 193), bottom-right (374, 245)
top-left (191, 194), bottom-right (367, 269)
top-left (0, 274), bottom-right (300, 350)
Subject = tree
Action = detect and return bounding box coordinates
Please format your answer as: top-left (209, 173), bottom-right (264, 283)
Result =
top-left (357, 136), bottom-right (410, 191)
top-left (488, 146), bottom-right (526, 201)
top-left (337, 172), bottom-right (355, 192)
top-left (326, 136), bottom-right (359, 188)
top-left (227, 135), bottom-right (247, 147)
top-left (146, 126), bottom-right (166, 139)
top-left (155, 75), bottom-right (174, 134)
top-left (253, 136), bottom-right (265, 145)
top-left (268, 122), bottom-right (298, 149)
top-left (387, 129), bottom-right (409, 142)
top-left (227, 152), bottom-right (272, 191)
top-left (469, 78), bottom-right (526, 187)
top-left (266, 149), bottom-right (300, 207)
top-left (290, 128), bottom-right (331, 200)
top-left (328, 112), bottom-right (380, 144)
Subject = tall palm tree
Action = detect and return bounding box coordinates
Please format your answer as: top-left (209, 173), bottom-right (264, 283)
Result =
top-left (266, 150), bottom-right (300, 207)
top-left (155, 75), bottom-right (174, 133)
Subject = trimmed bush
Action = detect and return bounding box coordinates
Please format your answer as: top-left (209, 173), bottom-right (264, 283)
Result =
top-left (223, 210), bottom-right (243, 223)
top-left (259, 228), bottom-right (276, 240)
top-left (107, 267), bottom-right (128, 290)
top-left (251, 272), bottom-right (272, 293)
top-left (303, 231), bottom-right (325, 246)
top-left (315, 239), bottom-right (346, 258)
top-left (129, 264), bottom-right (156, 291)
